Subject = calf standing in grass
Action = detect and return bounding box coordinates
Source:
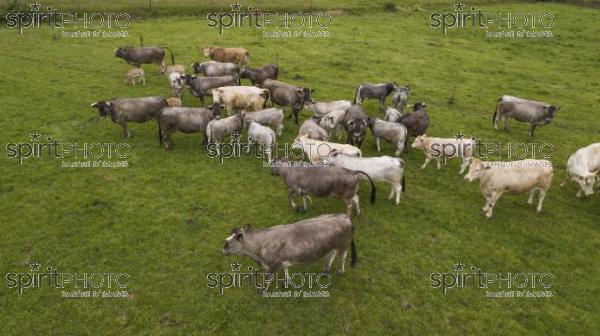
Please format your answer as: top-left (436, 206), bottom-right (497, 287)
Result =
top-left (493, 95), bottom-right (558, 137)
top-left (212, 86), bottom-right (269, 115)
top-left (391, 85), bottom-right (410, 113)
top-left (319, 109), bottom-right (347, 140)
top-left (223, 214), bottom-right (357, 291)
top-left (367, 117), bottom-right (408, 156)
top-left (206, 112), bottom-right (245, 149)
top-left (158, 103), bottom-right (222, 149)
top-left (464, 158), bottom-right (554, 218)
top-left (411, 135), bottom-right (475, 173)
top-left (298, 118), bottom-right (329, 141)
top-left (244, 108), bottom-right (285, 136)
top-left (185, 74), bottom-right (239, 106)
top-left (246, 120), bottom-right (276, 163)
top-left (271, 159), bottom-right (376, 215)
top-left (125, 68), bottom-right (145, 86)
top-left (261, 79), bottom-right (313, 124)
top-left (327, 150), bottom-right (406, 205)
top-left (343, 105), bottom-right (368, 148)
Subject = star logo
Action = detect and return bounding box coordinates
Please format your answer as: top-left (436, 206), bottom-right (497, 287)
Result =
top-left (454, 131), bottom-right (465, 140)
top-left (30, 2), bottom-right (41, 11)
top-left (230, 262), bottom-right (241, 272)
top-left (453, 2), bottom-right (465, 11)
top-left (30, 131), bottom-right (41, 142)
top-left (30, 261), bottom-right (41, 271)
top-left (231, 2), bottom-right (241, 12)
top-left (453, 262), bottom-right (465, 272)
top-left (231, 132), bottom-right (242, 143)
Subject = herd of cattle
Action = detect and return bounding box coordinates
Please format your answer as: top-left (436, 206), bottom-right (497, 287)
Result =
top-left (89, 45), bottom-right (599, 287)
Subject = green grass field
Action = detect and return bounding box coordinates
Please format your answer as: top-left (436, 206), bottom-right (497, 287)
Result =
top-left (0, 1), bottom-right (599, 335)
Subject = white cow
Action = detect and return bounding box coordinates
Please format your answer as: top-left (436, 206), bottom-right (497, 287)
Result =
top-left (293, 134), bottom-right (361, 162)
top-left (212, 86), bottom-right (269, 115)
top-left (560, 143), bottom-right (600, 197)
top-left (464, 158), bottom-right (554, 218)
top-left (326, 150), bottom-right (405, 205)
top-left (246, 121), bottom-right (276, 163)
top-left (411, 135), bottom-right (475, 173)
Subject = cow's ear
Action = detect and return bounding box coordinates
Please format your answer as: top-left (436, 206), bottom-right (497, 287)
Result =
top-left (90, 102), bottom-right (97, 107)
top-left (331, 149), bottom-right (339, 157)
top-left (243, 223), bottom-right (252, 231)
top-left (235, 233), bottom-right (243, 241)
top-left (106, 102), bottom-right (112, 106)
top-left (482, 163), bottom-right (492, 170)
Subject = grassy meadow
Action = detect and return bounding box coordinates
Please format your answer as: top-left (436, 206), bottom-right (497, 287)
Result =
top-left (0, 1), bottom-right (599, 335)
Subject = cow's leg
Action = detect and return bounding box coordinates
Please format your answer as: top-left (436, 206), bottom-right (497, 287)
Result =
top-left (283, 266), bottom-right (290, 289)
top-left (352, 195), bottom-right (361, 215)
top-left (576, 189), bottom-right (583, 197)
top-left (375, 137), bottom-right (381, 152)
top-left (436, 157), bottom-right (441, 170)
top-left (459, 157), bottom-right (469, 174)
top-left (293, 108), bottom-right (300, 125)
top-left (503, 117), bottom-right (509, 130)
top-left (344, 198), bottom-right (354, 216)
top-left (388, 184), bottom-right (395, 200)
top-left (485, 191), bottom-right (502, 218)
top-left (324, 250), bottom-right (338, 273)
top-left (379, 98), bottom-right (384, 112)
top-left (395, 183), bottom-right (402, 205)
top-left (337, 249), bottom-right (348, 274)
top-left (527, 189), bottom-right (537, 205)
top-left (529, 123), bottom-right (537, 138)
top-left (536, 189), bottom-right (547, 213)
top-left (421, 156), bottom-right (433, 169)
top-left (276, 123), bottom-right (283, 136)
top-left (288, 189), bottom-right (298, 210)
top-left (302, 195), bottom-right (309, 211)
top-left (121, 123), bottom-right (131, 138)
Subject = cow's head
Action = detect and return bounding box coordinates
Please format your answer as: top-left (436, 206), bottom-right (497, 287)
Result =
top-left (545, 105), bottom-right (559, 120)
top-left (270, 157), bottom-right (289, 176)
top-left (302, 88), bottom-right (314, 103)
top-left (464, 158), bottom-right (490, 182)
top-left (115, 47), bottom-right (129, 59)
top-left (388, 82), bottom-right (400, 92)
top-left (575, 173), bottom-right (598, 196)
top-left (366, 116), bottom-right (377, 128)
top-left (90, 101), bottom-right (113, 118)
top-left (191, 62), bottom-right (202, 74)
top-left (223, 224), bottom-right (252, 255)
top-left (411, 135), bottom-right (425, 149)
top-left (202, 47), bottom-right (213, 58)
top-left (210, 103), bottom-right (223, 118)
top-left (401, 85), bottom-right (410, 93)
top-left (413, 102), bottom-right (427, 112)
top-left (184, 74), bottom-right (195, 87)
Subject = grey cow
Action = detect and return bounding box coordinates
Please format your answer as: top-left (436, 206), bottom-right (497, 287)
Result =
top-left (367, 117), bottom-right (408, 156)
top-left (397, 102), bottom-right (429, 144)
top-left (115, 46), bottom-right (170, 72)
top-left (240, 64), bottom-right (279, 86)
top-left (298, 117), bottom-right (329, 141)
top-left (391, 85), bottom-right (410, 113)
top-left (184, 74), bottom-right (239, 106)
top-left (354, 82), bottom-right (400, 112)
top-left (271, 159), bottom-right (376, 215)
top-left (343, 104), bottom-right (368, 148)
top-left (493, 95), bottom-right (559, 137)
top-left (223, 214), bottom-right (357, 291)
top-left (261, 79), bottom-right (313, 125)
top-left (157, 103), bottom-right (222, 149)
top-left (192, 61), bottom-right (239, 77)
top-left (91, 96), bottom-right (168, 137)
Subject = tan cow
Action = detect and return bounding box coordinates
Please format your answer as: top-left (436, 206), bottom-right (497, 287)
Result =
top-left (411, 135), bottom-right (475, 173)
top-left (464, 158), bottom-right (554, 218)
top-left (203, 47), bottom-right (249, 66)
top-left (560, 143), bottom-right (600, 197)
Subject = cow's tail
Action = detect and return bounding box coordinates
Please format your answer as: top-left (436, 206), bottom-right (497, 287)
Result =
top-left (492, 97), bottom-right (501, 126)
top-left (262, 89), bottom-right (271, 108)
top-left (158, 121), bottom-right (163, 145)
top-left (273, 65), bottom-right (279, 80)
top-left (244, 52), bottom-right (250, 66)
top-left (161, 46), bottom-right (175, 64)
top-left (350, 239), bottom-right (357, 267)
top-left (355, 170), bottom-right (376, 203)
top-left (400, 160), bottom-right (406, 192)
top-left (353, 84), bottom-right (363, 104)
